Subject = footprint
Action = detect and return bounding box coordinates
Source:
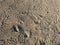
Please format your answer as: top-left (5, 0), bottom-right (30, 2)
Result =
top-left (12, 24), bottom-right (24, 32)
top-left (39, 40), bottom-right (45, 45)
top-left (58, 43), bottom-right (60, 45)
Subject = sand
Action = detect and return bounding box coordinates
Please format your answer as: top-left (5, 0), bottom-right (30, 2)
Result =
top-left (0, 0), bottom-right (60, 45)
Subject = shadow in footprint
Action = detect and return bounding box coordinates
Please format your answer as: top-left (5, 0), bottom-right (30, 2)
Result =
top-left (40, 41), bottom-right (45, 45)
top-left (58, 43), bottom-right (60, 45)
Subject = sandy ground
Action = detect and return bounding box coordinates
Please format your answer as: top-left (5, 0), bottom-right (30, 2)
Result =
top-left (0, 0), bottom-right (60, 45)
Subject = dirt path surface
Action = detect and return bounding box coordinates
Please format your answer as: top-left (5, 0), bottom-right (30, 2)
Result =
top-left (0, 0), bottom-right (60, 45)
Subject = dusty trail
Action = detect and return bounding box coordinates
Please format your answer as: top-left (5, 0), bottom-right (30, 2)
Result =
top-left (0, 0), bottom-right (60, 45)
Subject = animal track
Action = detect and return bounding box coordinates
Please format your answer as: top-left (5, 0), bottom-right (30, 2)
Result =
top-left (12, 24), bottom-right (28, 43)
top-left (12, 24), bottom-right (24, 32)
top-left (58, 43), bottom-right (60, 45)
top-left (40, 41), bottom-right (45, 45)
